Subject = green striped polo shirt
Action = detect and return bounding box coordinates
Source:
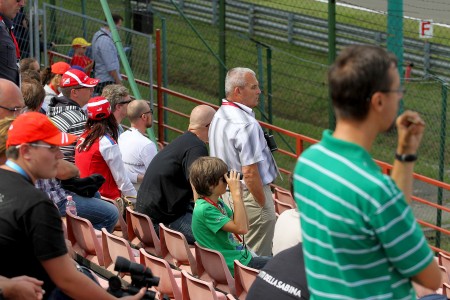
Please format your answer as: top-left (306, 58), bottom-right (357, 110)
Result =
top-left (293, 130), bottom-right (434, 300)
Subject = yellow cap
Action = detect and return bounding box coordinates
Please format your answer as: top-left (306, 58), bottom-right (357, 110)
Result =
top-left (71, 37), bottom-right (91, 47)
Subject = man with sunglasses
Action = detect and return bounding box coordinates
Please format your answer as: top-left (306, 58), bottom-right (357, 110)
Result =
top-left (0, 78), bottom-right (25, 119)
top-left (102, 84), bottom-right (132, 136)
top-left (119, 99), bottom-right (157, 190)
top-left (0, 0), bottom-right (25, 86)
top-left (293, 45), bottom-right (441, 299)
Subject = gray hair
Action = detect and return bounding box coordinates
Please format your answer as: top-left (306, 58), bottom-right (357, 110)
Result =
top-left (101, 84), bottom-right (129, 111)
top-left (224, 67), bottom-right (255, 96)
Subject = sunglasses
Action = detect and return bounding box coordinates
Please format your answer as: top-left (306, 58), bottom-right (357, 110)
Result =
top-left (0, 104), bottom-right (26, 116)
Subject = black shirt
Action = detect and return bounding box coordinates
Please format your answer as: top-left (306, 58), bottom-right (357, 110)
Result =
top-left (136, 131), bottom-right (208, 223)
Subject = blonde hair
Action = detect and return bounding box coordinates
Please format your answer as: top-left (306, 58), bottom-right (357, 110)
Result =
top-left (0, 117), bottom-right (14, 157)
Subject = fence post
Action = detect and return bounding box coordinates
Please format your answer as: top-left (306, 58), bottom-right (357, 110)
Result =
top-left (436, 82), bottom-right (448, 249)
top-left (212, 0), bottom-right (218, 25)
top-left (162, 18), bottom-right (169, 143)
top-left (81, 0), bottom-right (87, 39)
top-left (328, 0), bottom-right (336, 130)
top-left (257, 44), bottom-right (265, 113)
top-left (156, 29), bottom-right (164, 144)
top-left (267, 46), bottom-right (273, 133)
top-left (248, 4), bottom-right (255, 36)
top-left (287, 13), bottom-right (294, 44)
top-left (424, 41), bottom-right (431, 78)
top-left (218, 0), bottom-right (226, 103)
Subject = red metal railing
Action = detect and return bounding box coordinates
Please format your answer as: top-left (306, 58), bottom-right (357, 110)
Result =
top-left (47, 30), bottom-right (450, 254)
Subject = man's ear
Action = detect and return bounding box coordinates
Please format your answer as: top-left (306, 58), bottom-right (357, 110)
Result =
top-left (369, 92), bottom-right (385, 113)
top-left (19, 144), bottom-right (32, 161)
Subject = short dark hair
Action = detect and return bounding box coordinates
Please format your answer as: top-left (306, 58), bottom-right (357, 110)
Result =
top-left (106, 14), bottom-right (123, 25)
top-left (328, 45), bottom-right (397, 121)
top-left (189, 157), bottom-right (228, 198)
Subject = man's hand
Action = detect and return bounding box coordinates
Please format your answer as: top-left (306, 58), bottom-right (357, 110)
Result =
top-left (4, 276), bottom-right (44, 300)
top-left (396, 110), bottom-right (425, 155)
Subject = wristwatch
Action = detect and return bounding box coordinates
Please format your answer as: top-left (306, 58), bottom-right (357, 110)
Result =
top-left (395, 153), bottom-right (417, 162)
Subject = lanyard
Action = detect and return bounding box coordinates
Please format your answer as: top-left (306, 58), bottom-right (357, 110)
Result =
top-left (201, 197), bottom-right (243, 243)
top-left (5, 160), bottom-right (31, 182)
top-left (0, 16), bottom-right (20, 59)
top-left (222, 100), bottom-right (245, 111)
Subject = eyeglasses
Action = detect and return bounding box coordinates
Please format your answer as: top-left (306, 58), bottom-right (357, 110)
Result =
top-left (72, 86), bottom-right (93, 90)
top-left (205, 123), bottom-right (211, 128)
top-left (28, 143), bottom-right (60, 152)
top-left (0, 104), bottom-right (27, 116)
top-left (141, 109), bottom-right (153, 117)
top-left (380, 86), bottom-right (406, 96)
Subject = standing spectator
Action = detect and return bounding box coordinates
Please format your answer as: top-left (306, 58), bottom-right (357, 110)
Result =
top-left (21, 78), bottom-right (45, 112)
top-left (70, 37), bottom-right (94, 76)
top-left (0, 112), bottom-right (145, 300)
top-left (293, 45), bottom-right (441, 298)
top-left (118, 100), bottom-right (157, 190)
top-left (0, 0), bottom-right (25, 86)
top-left (41, 61), bottom-right (71, 112)
top-left (209, 67), bottom-right (277, 256)
top-left (91, 14), bottom-right (123, 95)
top-left (101, 84), bottom-right (132, 135)
top-left (136, 105), bottom-right (216, 244)
top-left (0, 78), bottom-right (25, 119)
top-left (12, 7), bottom-right (29, 58)
top-left (36, 69), bottom-right (119, 233)
top-left (75, 96), bottom-right (137, 201)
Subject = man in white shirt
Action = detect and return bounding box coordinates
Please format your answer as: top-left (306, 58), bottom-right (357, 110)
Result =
top-left (119, 100), bottom-right (157, 190)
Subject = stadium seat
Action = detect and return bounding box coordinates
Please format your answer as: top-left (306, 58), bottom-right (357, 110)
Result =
top-left (443, 282), bottom-right (450, 298)
top-left (126, 206), bottom-right (162, 257)
top-left (65, 210), bottom-right (104, 266)
top-left (273, 187), bottom-right (296, 208)
top-left (101, 227), bottom-right (138, 277)
top-left (233, 259), bottom-right (259, 300)
top-left (273, 197), bottom-right (295, 215)
top-left (194, 242), bottom-right (236, 295)
top-left (181, 270), bottom-right (227, 300)
top-left (159, 223), bottom-right (198, 276)
top-left (101, 196), bottom-right (129, 240)
top-left (439, 252), bottom-right (450, 273)
top-left (139, 248), bottom-right (182, 300)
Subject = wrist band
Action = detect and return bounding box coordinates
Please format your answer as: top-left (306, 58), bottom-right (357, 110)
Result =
top-left (395, 153), bottom-right (417, 162)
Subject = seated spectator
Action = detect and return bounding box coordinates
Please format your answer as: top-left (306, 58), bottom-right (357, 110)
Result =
top-left (75, 96), bottom-right (137, 201)
top-left (0, 117), bottom-right (14, 164)
top-left (135, 105), bottom-right (216, 244)
top-left (41, 61), bottom-right (71, 112)
top-left (19, 57), bottom-right (40, 73)
top-left (70, 37), bottom-right (94, 76)
top-left (190, 156), bottom-right (270, 274)
top-left (101, 84), bottom-right (132, 135)
top-left (0, 78), bottom-right (25, 119)
top-left (21, 69), bottom-right (41, 83)
top-left (247, 243), bottom-right (309, 300)
top-left (21, 79), bottom-right (45, 112)
top-left (0, 112), bottom-right (145, 300)
top-left (118, 100), bottom-right (157, 190)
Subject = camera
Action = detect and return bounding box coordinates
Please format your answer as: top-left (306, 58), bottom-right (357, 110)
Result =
top-left (264, 131), bottom-right (278, 152)
top-left (226, 171), bottom-right (244, 180)
top-left (107, 256), bottom-right (164, 300)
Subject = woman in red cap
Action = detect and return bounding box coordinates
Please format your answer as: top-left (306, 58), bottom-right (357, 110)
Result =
top-left (40, 61), bottom-right (71, 112)
top-left (75, 96), bottom-right (137, 202)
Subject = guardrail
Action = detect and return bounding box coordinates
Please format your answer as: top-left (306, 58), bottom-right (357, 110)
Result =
top-left (47, 29), bottom-right (450, 253)
top-left (151, 0), bottom-right (450, 81)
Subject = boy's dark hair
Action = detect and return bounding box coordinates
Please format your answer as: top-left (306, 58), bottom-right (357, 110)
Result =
top-left (189, 157), bottom-right (228, 198)
top-left (328, 44), bottom-right (397, 121)
top-left (21, 79), bottom-right (45, 112)
top-left (105, 14), bottom-right (123, 25)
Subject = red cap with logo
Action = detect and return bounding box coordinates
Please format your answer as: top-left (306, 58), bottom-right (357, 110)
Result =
top-left (87, 96), bottom-right (111, 120)
top-left (6, 112), bottom-right (77, 147)
top-left (61, 69), bottom-right (99, 88)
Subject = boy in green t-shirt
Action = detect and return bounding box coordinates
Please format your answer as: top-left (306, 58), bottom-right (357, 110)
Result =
top-left (190, 157), bottom-right (270, 274)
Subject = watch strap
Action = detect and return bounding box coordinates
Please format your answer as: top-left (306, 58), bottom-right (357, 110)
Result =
top-left (395, 153), bottom-right (417, 162)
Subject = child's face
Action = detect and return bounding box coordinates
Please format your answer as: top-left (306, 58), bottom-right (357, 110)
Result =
top-left (211, 175), bottom-right (227, 197)
top-left (74, 46), bottom-right (86, 55)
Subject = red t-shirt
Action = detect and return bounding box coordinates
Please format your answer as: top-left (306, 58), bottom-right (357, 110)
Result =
top-left (70, 55), bottom-right (92, 75)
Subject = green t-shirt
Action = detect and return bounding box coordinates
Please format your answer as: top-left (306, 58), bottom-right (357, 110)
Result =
top-left (192, 198), bottom-right (252, 274)
top-left (294, 130), bottom-right (434, 299)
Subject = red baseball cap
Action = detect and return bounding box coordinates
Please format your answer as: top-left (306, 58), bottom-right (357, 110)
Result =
top-left (61, 69), bottom-right (99, 88)
top-left (6, 112), bottom-right (77, 147)
top-left (51, 61), bottom-right (71, 75)
top-left (87, 96), bottom-right (111, 120)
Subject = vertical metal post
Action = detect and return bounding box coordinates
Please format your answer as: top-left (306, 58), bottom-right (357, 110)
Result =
top-left (161, 18), bottom-right (169, 142)
top-left (218, 0), bottom-right (226, 103)
top-left (156, 29), bottom-right (164, 144)
top-left (43, 3), bottom-right (48, 66)
top-left (436, 82), bottom-right (447, 249)
top-left (33, 0), bottom-right (39, 62)
top-left (257, 44), bottom-right (265, 112)
top-left (328, 0), bottom-right (336, 130)
top-left (49, 0), bottom-right (57, 48)
top-left (28, 2), bottom-right (34, 58)
top-left (81, 0), bottom-right (87, 39)
top-left (387, 0), bottom-right (404, 112)
top-left (267, 46), bottom-right (273, 134)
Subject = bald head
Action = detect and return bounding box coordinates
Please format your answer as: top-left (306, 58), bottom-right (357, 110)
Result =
top-left (0, 79), bottom-right (24, 119)
top-left (188, 105), bottom-right (216, 143)
top-left (189, 105), bottom-right (216, 130)
top-left (127, 100), bottom-right (150, 122)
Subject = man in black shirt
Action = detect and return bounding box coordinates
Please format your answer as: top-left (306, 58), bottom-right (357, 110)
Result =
top-left (136, 105), bottom-right (216, 244)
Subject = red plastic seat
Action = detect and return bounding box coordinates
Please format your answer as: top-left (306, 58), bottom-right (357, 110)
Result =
top-left (234, 259), bottom-right (259, 300)
top-left (126, 206), bottom-right (162, 257)
top-left (181, 270), bottom-right (227, 300)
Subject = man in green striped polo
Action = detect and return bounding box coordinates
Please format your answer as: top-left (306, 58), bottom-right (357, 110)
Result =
top-left (293, 45), bottom-right (441, 299)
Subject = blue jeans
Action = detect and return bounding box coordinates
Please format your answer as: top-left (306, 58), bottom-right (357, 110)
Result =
top-left (58, 193), bottom-right (119, 233)
top-left (247, 255), bottom-right (271, 270)
top-left (152, 212), bottom-right (195, 245)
